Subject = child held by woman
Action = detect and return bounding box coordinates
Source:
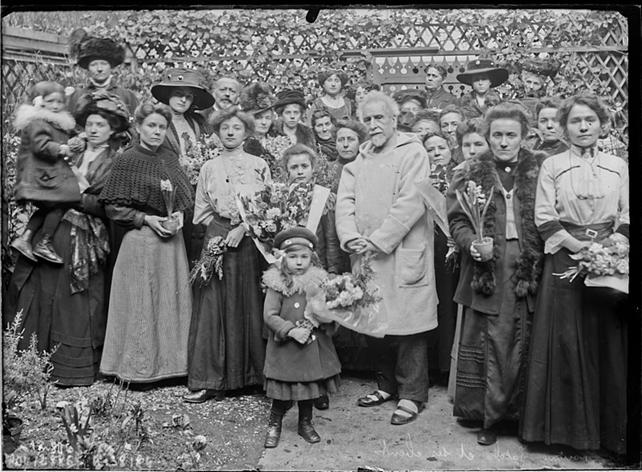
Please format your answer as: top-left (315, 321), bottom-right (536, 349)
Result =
top-left (261, 227), bottom-right (341, 448)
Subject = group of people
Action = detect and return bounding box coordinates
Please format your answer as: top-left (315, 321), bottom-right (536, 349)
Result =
top-left (4, 30), bottom-right (629, 456)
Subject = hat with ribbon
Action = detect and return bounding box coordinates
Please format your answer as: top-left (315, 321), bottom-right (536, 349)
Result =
top-left (273, 89), bottom-right (306, 112)
top-left (520, 58), bottom-right (561, 78)
top-left (273, 226), bottom-right (318, 251)
top-left (456, 58), bottom-right (509, 88)
top-left (240, 82), bottom-right (276, 115)
top-left (74, 90), bottom-right (131, 133)
top-left (69, 29), bottom-right (126, 69)
top-left (151, 69), bottom-right (215, 111)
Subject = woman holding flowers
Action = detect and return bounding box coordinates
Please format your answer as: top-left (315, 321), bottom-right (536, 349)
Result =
top-left (185, 107), bottom-right (270, 403)
top-left (98, 102), bottom-right (193, 384)
top-left (6, 91), bottom-right (130, 386)
top-left (446, 102), bottom-right (546, 445)
top-left (520, 95), bottom-right (629, 455)
top-left (151, 69), bottom-right (215, 266)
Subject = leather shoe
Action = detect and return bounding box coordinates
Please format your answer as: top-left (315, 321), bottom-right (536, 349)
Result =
top-left (183, 389), bottom-right (224, 403)
top-left (477, 428), bottom-right (497, 446)
top-left (314, 394), bottom-right (329, 410)
top-left (357, 391), bottom-right (392, 407)
top-left (298, 419), bottom-right (321, 443)
top-left (11, 236), bottom-right (37, 262)
top-left (33, 235), bottom-right (63, 264)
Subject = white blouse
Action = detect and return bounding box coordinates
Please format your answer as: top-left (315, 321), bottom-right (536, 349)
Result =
top-left (193, 150), bottom-right (271, 225)
top-left (535, 148), bottom-right (629, 253)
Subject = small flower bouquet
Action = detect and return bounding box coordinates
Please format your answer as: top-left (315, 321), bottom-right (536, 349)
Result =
top-left (429, 163), bottom-right (450, 195)
top-left (261, 135), bottom-right (292, 183)
top-left (455, 180), bottom-right (494, 261)
top-left (304, 252), bottom-right (386, 337)
top-left (554, 239), bottom-right (629, 293)
top-left (237, 176), bottom-right (314, 261)
top-left (189, 236), bottom-right (228, 286)
top-left (160, 179), bottom-right (180, 234)
top-left (181, 133), bottom-right (221, 185)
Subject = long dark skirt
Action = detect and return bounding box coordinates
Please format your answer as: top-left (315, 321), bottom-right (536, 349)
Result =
top-left (5, 216), bottom-right (107, 386)
top-left (187, 216), bottom-right (266, 390)
top-left (519, 249), bottom-right (628, 454)
top-left (453, 240), bottom-right (531, 428)
top-left (428, 227), bottom-right (458, 374)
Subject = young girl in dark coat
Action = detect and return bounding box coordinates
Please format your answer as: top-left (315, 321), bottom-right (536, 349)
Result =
top-left (12, 81), bottom-right (83, 264)
top-left (261, 227), bottom-right (341, 448)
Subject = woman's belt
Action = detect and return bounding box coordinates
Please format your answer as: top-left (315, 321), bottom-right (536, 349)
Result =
top-left (559, 220), bottom-right (614, 241)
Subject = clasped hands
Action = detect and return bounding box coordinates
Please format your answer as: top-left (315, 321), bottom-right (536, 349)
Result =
top-left (346, 237), bottom-right (377, 254)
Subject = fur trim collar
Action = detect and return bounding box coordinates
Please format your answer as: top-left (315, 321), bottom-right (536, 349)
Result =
top-left (262, 265), bottom-right (328, 297)
top-left (14, 104), bottom-right (76, 132)
top-left (465, 148), bottom-right (546, 298)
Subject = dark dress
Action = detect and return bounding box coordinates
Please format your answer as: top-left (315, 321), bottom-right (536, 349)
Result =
top-left (5, 147), bottom-right (116, 386)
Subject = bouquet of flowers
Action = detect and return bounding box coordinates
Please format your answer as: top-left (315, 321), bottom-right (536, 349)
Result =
top-left (189, 236), bottom-right (228, 286)
top-left (304, 252), bottom-right (386, 337)
top-left (160, 179), bottom-right (180, 233)
top-left (181, 133), bottom-right (221, 185)
top-left (238, 175), bottom-right (314, 259)
top-left (455, 180), bottom-right (494, 261)
top-left (429, 163), bottom-right (450, 195)
top-left (553, 239), bottom-right (629, 293)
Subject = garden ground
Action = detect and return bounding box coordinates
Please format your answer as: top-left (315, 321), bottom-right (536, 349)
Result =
top-left (4, 372), bottom-right (631, 471)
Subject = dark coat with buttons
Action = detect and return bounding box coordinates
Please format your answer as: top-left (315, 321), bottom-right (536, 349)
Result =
top-left (13, 105), bottom-right (82, 204)
top-left (262, 266), bottom-right (341, 382)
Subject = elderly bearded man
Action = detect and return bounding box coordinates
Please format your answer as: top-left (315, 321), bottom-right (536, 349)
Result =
top-left (336, 91), bottom-right (438, 425)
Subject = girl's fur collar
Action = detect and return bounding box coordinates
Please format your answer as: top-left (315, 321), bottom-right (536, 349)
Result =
top-left (14, 104), bottom-right (76, 132)
top-left (262, 265), bottom-right (328, 297)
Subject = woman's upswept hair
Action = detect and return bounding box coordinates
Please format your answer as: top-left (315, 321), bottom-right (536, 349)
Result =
top-left (455, 118), bottom-right (487, 146)
top-left (134, 102), bottom-right (172, 125)
top-left (483, 102), bottom-right (530, 139)
top-left (209, 105), bottom-right (255, 135)
top-left (335, 119), bottom-right (368, 144)
top-left (534, 96), bottom-right (562, 120)
top-left (557, 94), bottom-right (610, 129)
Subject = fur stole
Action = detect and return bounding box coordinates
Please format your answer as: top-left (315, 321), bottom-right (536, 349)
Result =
top-left (465, 148), bottom-right (545, 298)
top-left (14, 104), bottom-right (76, 132)
top-left (262, 265), bottom-right (328, 297)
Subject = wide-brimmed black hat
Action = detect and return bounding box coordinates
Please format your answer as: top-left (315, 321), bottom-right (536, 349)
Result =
top-left (240, 82), bottom-right (275, 115)
top-left (69, 29), bottom-right (126, 69)
top-left (392, 90), bottom-right (427, 109)
top-left (273, 89), bottom-right (306, 111)
top-left (151, 69), bottom-right (215, 111)
top-left (74, 90), bottom-right (131, 133)
top-left (456, 59), bottom-right (509, 88)
top-left (520, 58), bottom-right (561, 78)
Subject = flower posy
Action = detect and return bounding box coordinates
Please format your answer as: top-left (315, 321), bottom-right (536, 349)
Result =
top-left (455, 180), bottom-right (494, 241)
top-left (189, 236), bottom-right (228, 285)
top-left (554, 240), bottom-right (629, 283)
top-left (181, 134), bottom-right (221, 185)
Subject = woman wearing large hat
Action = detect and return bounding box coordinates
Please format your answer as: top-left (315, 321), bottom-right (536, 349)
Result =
top-left (240, 82), bottom-right (276, 157)
top-left (6, 91), bottom-right (130, 386)
top-left (270, 89), bottom-right (316, 149)
top-left (67, 29), bottom-right (139, 116)
top-left (457, 58), bottom-right (508, 119)
top-left (151, 68), bottom-right (215, 267)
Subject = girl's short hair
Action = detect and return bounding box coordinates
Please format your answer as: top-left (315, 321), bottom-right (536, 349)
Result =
top-left (455, 118), bottom-right (487, 146)
top-left (282, 143), bottom-right (318, 169)
top-left (335, 119), bottom-right (368, 143)
top-left (209, 106), bottom-right (255, 135)
top-left (557, 94), bottom-right (610, 129)
top-left (134, 102), bottom-right (172, 125)
top-left (28, 81), bottom-right (64, 103)
top-left (483, 102), bottom-right (531, 139)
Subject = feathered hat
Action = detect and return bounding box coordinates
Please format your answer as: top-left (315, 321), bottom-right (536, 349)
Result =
top-left (74, 90), bottom-right (131, 133)
top-left (240, 82), bottom-right (275, 115)
top-left (69, 28), bottom-right (126, 69)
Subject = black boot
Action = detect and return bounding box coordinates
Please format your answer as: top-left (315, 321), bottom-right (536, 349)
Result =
top-left (314, 394), bottom-right (329, 410)
top-left (264, 400), bottom-right (288, 448)
top-left (33, 234), bottom-right (63, 264)
top-left (11, 229), bottom-right (37, 262)
top-left (297, 400), bottom-right (320, 443)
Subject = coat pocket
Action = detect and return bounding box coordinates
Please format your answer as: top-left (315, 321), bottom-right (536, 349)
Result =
top-left (35, 166), bottom-right (61, 189)
top-left (396, 247), bottom-right (428, 287)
